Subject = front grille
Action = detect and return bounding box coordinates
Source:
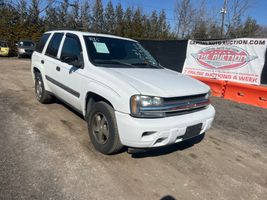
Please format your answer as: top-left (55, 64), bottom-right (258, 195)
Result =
top-left (164, 93), bottom-right (206, 103)
top-left (25, 49), bottom-right (33, 53)
top-left (140, 93), bottom-right (209, 117)
top-left (165, 106), bottom-right (206, 117)
top-left (163, 93), bottom-right (209, 116)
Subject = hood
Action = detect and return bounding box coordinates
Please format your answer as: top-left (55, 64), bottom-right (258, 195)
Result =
top-left (101, 68), bottom-right (210, 97)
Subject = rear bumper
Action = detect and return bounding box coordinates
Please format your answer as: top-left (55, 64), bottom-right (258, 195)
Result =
top-left (115, 105), bottom-right (215, 148)
top-left (0, 48), bottom-right (9, 56)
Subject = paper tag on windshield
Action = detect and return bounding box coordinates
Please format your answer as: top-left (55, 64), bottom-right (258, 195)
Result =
top-left (93, 42), bottom-right (110, 54)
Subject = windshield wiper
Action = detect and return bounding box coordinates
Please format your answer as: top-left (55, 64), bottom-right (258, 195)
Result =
top-left (94, 60), bottom-right (162, 69)
top-left (94, 60), bottom-right (134, 67)
top-left (131, 62), bottom-right (162, 69)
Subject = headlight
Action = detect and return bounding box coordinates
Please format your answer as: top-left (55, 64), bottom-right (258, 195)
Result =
top-left (18, 48), bottom-right (25, 53)
top-left (205, 90), bottom-right (211, 100)
top-left (130, 95), bottom-right (165, 118)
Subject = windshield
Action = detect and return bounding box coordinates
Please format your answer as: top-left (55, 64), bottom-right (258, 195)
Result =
top-left (19, 41), bottom-right (35, 47)
top-left (84, 36), bottom-right (162, 69)
top-left (0, 42), bottom-right (8, 47)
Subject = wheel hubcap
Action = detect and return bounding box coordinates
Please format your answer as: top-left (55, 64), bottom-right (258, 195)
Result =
top-left (92, 112), bottom-right (109, 144)
top-left (36, 78), bottom-right (43, 99)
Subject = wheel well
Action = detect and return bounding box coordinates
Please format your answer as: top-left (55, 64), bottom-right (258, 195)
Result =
top-left (33, 67), bottom-right (40, 76)
top-left (85, 92), bottom-right (114, 118)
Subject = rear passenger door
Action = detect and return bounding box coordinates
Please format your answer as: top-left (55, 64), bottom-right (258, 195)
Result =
top-left (43, 32), bottom-right (64, 95)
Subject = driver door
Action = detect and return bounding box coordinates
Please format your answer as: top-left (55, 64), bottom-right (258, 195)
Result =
top-left (55, 33), bottom-right (84, 111)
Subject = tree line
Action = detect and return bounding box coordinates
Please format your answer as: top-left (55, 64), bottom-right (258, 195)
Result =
top-left (175, 0), bottom-right (266, 39)
top-left (0, 0), bottom-right (175, 48)
top-left (0, 0), bottom-right (266, 50)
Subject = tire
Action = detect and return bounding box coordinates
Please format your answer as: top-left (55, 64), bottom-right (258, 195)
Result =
top-left (87, 101), bottom-right (123, 154)
top-left (34, 72), bottom-right (53, 104)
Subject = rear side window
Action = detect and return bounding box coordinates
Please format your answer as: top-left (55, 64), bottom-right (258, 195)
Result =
top-left (35, 33), bottom-right (51, 53)
top-left (45, 33), bottom-right (64, 58)
top-left (60, 34), bottom-right (82, 60)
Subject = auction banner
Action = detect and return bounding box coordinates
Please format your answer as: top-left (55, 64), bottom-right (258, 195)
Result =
top-left (182, 38), bottom-right (267, 85)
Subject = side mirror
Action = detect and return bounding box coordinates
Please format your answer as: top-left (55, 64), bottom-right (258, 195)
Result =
top-left (62, 52), bottom-right (84, 69)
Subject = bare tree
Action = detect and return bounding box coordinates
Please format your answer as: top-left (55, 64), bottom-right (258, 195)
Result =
top-left (224, 0), bottom-right (250, 37)
top-left (257, 25), bottom-right (267, 37)
top-left (174, 0), bottom-right (195, 39)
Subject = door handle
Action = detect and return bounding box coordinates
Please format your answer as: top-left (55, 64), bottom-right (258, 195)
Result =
top-left (41, 60), bottom-right (44, 64)
top-left (56, 66), bottom-right (60, 71)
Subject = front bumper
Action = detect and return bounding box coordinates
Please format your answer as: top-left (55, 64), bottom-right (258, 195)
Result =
top-left (18, 52), bottom-right (33, 56)
top-left (115, 105), bottom-right (215, 148)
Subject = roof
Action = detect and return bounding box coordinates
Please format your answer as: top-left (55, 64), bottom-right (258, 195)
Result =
top-left (45, 30), bottom-right (137, 42)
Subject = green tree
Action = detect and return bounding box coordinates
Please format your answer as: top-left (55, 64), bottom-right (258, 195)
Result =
top-left (28, 0), bottom-right (43, 41)
top-left (158, 10), bottom-right (170, 39)
top-left (123, 7), bottom-right (133, 37)
top-left (240, 17), bottom-right (260, 37)
top-left (91, 0), bottom-right (104, 33)
top-left (57, 0), bottom-right (69, 29)
top-left (81, 0), bottom-right (91, 31)
top-left (132, 8), bottom-right (143, 38)
top-left (191, 20), bottom-right (208, 39)
top-left (104, 0), bottom-right (115, 34)
top-left (68, 0), bottom-right (81, 29)
top-left (208, 23), bottom-right (221, 39)
top-left (45, 5), bottom-right (59, 30)
top-left (149, 11), bottom-right (158, 39)
top-left (18, 0), bottom-right (28, 22)
top-left (28, 0), bottom-right (40, 24)
top-left (114, 3), bottom-right (123, 35)
top-left (142, 14), bottom-right (151, 39)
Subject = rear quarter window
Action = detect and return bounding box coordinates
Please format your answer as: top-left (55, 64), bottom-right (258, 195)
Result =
top-left (35, 33), bottom-right (51, 53)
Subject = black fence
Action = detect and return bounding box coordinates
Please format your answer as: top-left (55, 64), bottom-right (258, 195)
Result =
top-left (139, 40), bottom-right (267, 85)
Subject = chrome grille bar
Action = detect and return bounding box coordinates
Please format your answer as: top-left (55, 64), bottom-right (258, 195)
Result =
top-left (140, 94), bottom-right (209, 113)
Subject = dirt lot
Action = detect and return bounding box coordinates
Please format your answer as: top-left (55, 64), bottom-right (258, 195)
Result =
top-left (0, 58), bottom-right (267, 200)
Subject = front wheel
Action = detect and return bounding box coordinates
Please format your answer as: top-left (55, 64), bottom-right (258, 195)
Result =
top-left (87, 101), bottom-right (123, 154)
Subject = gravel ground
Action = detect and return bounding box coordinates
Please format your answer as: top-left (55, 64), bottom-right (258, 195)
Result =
top-left (0, 58), bottom-right (267, 200)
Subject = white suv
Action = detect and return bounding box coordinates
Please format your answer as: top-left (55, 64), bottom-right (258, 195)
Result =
top-left (31, 30), bottom-right (215, 154)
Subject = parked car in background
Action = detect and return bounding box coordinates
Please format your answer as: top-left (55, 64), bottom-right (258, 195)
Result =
top-left (0, 40), bottom-right (10, 56)
top-left (17, 40), bottom-right (36, 58)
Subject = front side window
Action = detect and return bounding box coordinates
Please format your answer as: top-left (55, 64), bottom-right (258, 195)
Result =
top-left (45, 33), bottom-right (64, 58)
top-left (36, 33), bottom-right (51, 53)
top-left (83, 36), bottom-right (162, 69)
top-left (60, 34), bottom-right (82, 61)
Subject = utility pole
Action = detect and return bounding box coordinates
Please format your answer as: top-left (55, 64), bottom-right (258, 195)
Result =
top-left (220, 0), bottom-right (227, 38)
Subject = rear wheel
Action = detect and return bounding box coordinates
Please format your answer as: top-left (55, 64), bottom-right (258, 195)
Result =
top-left (35, 72), bottom-right (53, 104)
top-left (87, 101), bottom-right (123, 154)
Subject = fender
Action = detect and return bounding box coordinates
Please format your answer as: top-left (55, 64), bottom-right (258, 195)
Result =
top-left (81, 81), bottom-right (130, 117)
